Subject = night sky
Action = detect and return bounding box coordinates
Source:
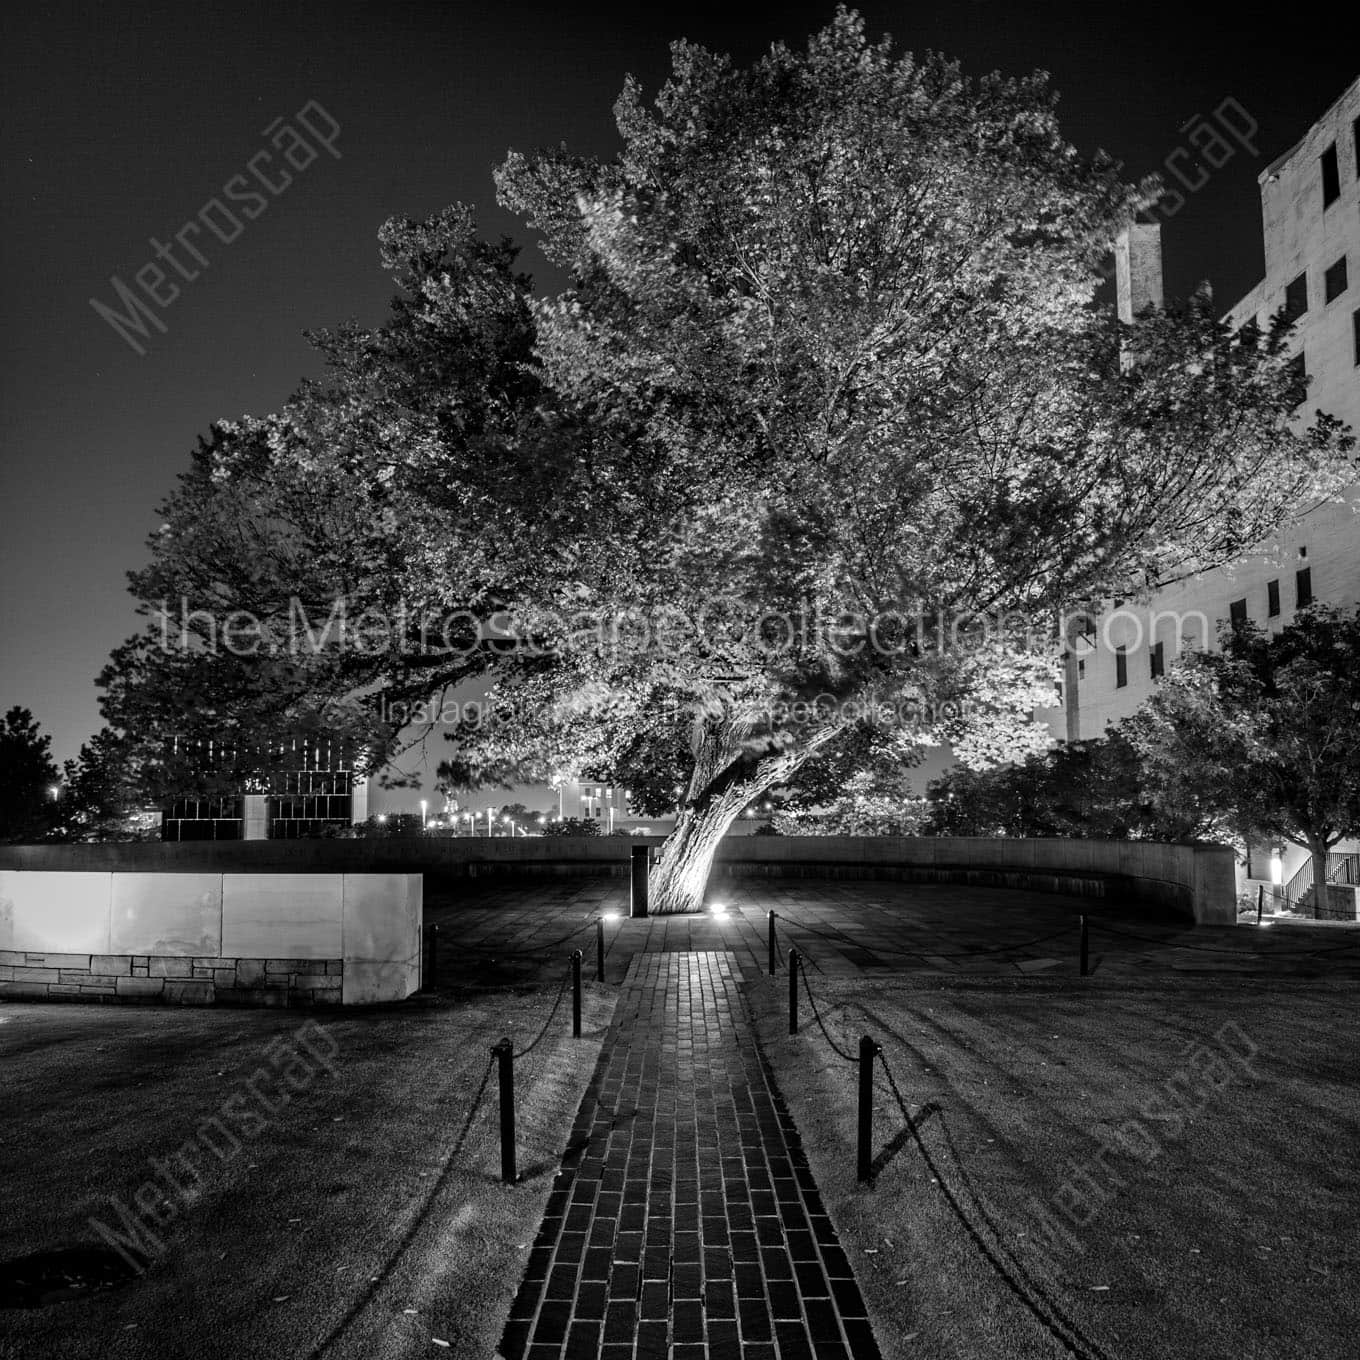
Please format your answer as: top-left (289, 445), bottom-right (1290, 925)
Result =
top-left (3, 0), bottom-right (1356, 787)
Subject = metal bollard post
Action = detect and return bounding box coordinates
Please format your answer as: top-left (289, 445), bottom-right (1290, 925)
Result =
top-left (768, 910), bottom-right (778, 974)
top-left (492, 1038), bottom-right (516, 1184)
top-left (596, 918), bottom-right (606, 981)
top-left (1257, 883), bottom-right (1265, 926)
top-left (428, 923), bottom-right (440, 989)
top-left (630, 845), bottom-right (650, 919)
top-left (572, 950), bottom-right (583, 1039)
top-left (1079, 914), bottom-right (1089, 977)
top-left (857, 1035), bottom-right (880, 1183)
top-left (788, 948), bottom-right (799, 1035)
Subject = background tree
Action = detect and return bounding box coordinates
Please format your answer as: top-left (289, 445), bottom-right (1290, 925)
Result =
top-left (58, 728), bottom-right (148, 842)
top-left (541, 817), bottom-right (601, 838)
top-left (923, 728), bottom-right (1227, 841)
top-left (0, 706), bottom-right (61, 842)
top-left (98, 13), bottom-right (1350, 912)
top-left (1126, 606), bottom-right (1360, 914)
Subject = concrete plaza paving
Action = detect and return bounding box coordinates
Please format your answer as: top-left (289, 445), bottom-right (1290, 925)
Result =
top-left (426, 877), bottom-right (1360, 988)
top-left (432, 877), bottom-right (1360, 1359)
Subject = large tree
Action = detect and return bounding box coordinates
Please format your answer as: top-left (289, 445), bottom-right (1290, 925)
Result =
top-left (1126, 607), bottom-right (1360, 914)
top-left (102, 13), bottom-right (1348, 910)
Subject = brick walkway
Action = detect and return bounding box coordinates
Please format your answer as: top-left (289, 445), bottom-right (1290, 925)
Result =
top-left (498, 951), bottom-right (881, 1360)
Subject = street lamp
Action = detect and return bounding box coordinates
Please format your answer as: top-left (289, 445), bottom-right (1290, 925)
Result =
top-left (420, 799), bottom-right (428, 830)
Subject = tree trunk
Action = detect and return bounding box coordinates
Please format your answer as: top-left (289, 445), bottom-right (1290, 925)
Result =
top-left (649, 790), bottom-right (752, 914)
top-left (1308, 841), bottom-right (1332, 920)
top-left (647, 720), bottom-right (840, 914)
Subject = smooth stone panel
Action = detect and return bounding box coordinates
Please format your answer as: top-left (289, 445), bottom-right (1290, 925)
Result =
top-left (0, 871), bottom-right (112, 953)
top-left (221, 875), bottom-right (343, 960)
top-left (342, 873), bottom-right (421, 1004)
top-left (110, 873), bottom-right (222, 956)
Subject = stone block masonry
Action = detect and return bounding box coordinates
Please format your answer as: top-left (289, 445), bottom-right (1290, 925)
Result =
top-left (0, 870), bottom-right (420, 1005)
top-left (0, 949), bottom-right (342, 1006)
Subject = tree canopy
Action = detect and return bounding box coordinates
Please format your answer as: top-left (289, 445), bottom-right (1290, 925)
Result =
top-left (1126, 605), bottom-right (1360, 910)
top-left (0, 707), bottom-right (62, 843)
top-left (98, 12), bottom-right (1352, 907)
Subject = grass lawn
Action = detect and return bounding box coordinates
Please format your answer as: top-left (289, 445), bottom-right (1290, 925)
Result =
top-left (0, 980), bottom-right (614, 1360)
top-left (750, 972), bottom-right (1360, 1360)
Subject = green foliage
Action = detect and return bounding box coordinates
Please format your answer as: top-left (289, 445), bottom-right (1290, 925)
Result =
top-left (93, 12), bottom-right (1351, 906)
top-left (1126, 605), bottom-right (1360, 862)
top-left (57, 728), bottom-right (151, 842)
top-left (540, 817), bottom-right (601, 837)
top-left (923, 728), bottom-right (1225, 841)
top-left (354, 812), bottom-right (424, 837)
top-left (0, 707), bottom-right (61, 843)
top-left (775, 770), bottom-right (928, 837)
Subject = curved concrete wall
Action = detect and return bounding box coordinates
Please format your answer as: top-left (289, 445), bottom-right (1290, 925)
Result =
top-left (0, 836), bottom-right (1235, 924)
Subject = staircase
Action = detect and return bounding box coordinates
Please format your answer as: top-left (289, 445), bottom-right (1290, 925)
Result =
top-left (1282, 852), bottom-right (1360, 913)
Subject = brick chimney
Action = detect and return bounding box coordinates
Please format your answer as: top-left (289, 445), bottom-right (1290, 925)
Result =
top-left (1115, 223), bottom-right (1165, 322)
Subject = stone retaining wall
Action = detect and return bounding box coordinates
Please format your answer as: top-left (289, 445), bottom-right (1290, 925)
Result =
top-left (0, 836), bottom-right (1237, 925)
top-left (0, 949), bottom-right (343, 1005)
top-left (0, 871), bottom-right (419, 1006)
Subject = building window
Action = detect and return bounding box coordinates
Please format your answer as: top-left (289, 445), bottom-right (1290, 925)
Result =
top-left (1284, 272), bottom-right (1308, 321)
top-left (1321, 143), bottom-right (1340, 207)
top-left (1229, 598), bottom-right (1248, 628)
top-left (1078, 658), bottom-right (1086, 678)
top-left (1296, 566), bottom-right (1313, 608)
top-left (1150, 640), bottom-right (1165, 680)
top-left (1325, 256), bottom-right (1349, 303)
top-left (1267, 578), bottom-right (1281, 617)
top-left (1115, 645), bottom-right (1128, 689)
top-left (1287, 351), bottom-right (1308, 408)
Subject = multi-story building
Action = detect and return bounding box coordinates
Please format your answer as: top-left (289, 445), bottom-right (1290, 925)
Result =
top-left (1056, 77), bottom-right (1360, 902)
top-left (161, 735), bottom-right (369, 840)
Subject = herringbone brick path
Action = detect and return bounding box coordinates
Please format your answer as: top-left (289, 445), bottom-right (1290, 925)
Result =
top-left (498, 951), bottom-right (881, 1360)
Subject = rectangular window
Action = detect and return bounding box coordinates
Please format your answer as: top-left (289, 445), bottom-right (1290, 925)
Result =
top-left (1150, 640), bottom-right (1165, 680)
top-left (1297, 566), bottom-right (1313, 608)
top-left (1115, 645), bottom-right (1128, 689)
top-left (1267, 578), bottom-right (1281, 617)
top-left (1287, 351), bottom-right (1308, 408)
top-left (1325, 256), bottom-right (1348, 303)
top-left (1321, 143), bottom-right (1340, 207)
top-left (1077, 658), bottom-right (1086, 679)
top-left (1285, 272), bottom-right (1308, 321)
top-left (1229, 598), bottom-right (1248, 628)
